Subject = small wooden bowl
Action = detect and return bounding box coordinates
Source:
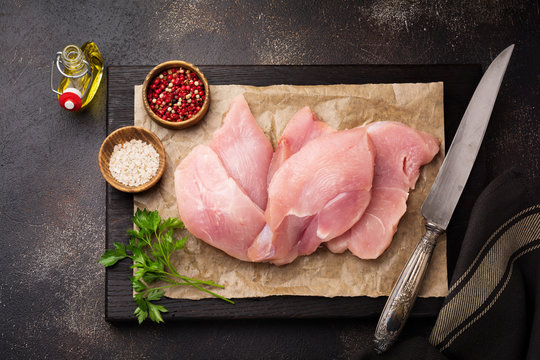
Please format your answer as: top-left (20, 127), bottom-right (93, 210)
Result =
top-left (142, 60), bottom-right (210, 130)
top-left (98, 126), bottom-right (166, 193)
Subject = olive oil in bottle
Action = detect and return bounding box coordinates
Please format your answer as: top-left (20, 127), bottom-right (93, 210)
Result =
top-left (51, 42), bottom-right (104, 111)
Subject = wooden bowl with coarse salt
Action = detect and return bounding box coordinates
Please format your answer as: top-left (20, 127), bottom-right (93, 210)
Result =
top-left (98, 126), bottom-right (166, 193)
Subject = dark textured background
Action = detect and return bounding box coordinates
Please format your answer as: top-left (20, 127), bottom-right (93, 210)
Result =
top-left (0, 1), bottom-right (538, 359)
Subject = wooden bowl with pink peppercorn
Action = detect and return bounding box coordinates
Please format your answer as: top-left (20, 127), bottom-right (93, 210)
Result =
top-left (142, 60), bottom-right (210, 130)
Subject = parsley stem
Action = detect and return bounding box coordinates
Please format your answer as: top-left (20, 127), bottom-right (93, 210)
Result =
top-left (146, 268), bottom-right (224, 288)
top-left (171, 274), bottom-right (225, 288)
top-left (118, 209), bottom-right (236, 323)
top-left (166, 263), bottom-right (224, 288)
top-left (179, 278), bottom-right (235, 304)
top-left (143, 281), bottom-right (234, 304)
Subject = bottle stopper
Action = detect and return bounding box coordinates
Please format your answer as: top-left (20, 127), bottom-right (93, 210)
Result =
top-left (58, 88), bottom-right (82, 111)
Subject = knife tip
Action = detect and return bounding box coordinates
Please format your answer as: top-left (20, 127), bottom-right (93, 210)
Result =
top-left (494, 45), bottom-right (514, 69)
top-left (504, 44), bottom-right (515, 55)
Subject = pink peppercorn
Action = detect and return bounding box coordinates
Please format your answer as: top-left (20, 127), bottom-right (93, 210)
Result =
top-left (147, 66), bottom-right (206, 122)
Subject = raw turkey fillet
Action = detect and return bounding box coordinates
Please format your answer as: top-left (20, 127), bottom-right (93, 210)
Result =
top-left (210, 94), bottom-right (273, 210)
top-left (248, 126), bottom-right (375, 265)
top-left (174, 95), bottom-right (441, 265)
top-left (174, 145), bottom-right (265, 261)
top-left (267, 106), bottom-right (334, 184)
top-left (326, 121), bottom-right (441, 259)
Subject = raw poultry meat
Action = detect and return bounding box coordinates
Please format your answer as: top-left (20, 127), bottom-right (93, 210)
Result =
top-left (248, 126), bottom-right (375, 265)
top-left (210, 94), bottom-right (273, 210)
top-left (174, 96), bottom-right (440, 265)
top-left (326, 121), bottom-right (440, 258)
top-left (267, 106), bottom-right (334, 184)
top-left (174, 145), bottom-right (265, 261)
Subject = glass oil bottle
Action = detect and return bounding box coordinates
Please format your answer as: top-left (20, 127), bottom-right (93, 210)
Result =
top-left (50, 42), bottom-right (104, 111)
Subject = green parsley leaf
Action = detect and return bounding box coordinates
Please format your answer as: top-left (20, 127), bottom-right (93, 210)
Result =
top-left (98, 242), bottom-right (127, 267)
top-left (160, 229), bottom-right (175, 254)
top-left (134, 305), bottom-right (148, 324)
top-left (130, 276), bottom-right (147, 292)
top-left (132, 208), bottom-right (161, 233)
top-left (127, 229), bottom-right (140, 238)
top-left (99, 208), bottom-right (233, 324)
top-left (175, 236), bottom-right (187, 250)
top-left (134, 292), bottom-right (148, 310)
top-left (142, 271), bottom-right (162, 284)
top-left (159, 217), bottom-right (185, 232)
top-left (148, 302), bottom-right (167, 323)
top-left (146, 289), bottom-right (165, 302)
top-left (147, 260), bottom-right (164, 273)
top-left (129, 246), bottom-right (148, 267)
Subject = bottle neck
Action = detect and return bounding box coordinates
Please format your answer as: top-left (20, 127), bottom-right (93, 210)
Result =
top-left (61, 45), bottom-right (85, 73)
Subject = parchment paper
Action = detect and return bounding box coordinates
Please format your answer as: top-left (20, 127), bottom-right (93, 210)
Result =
top-left (134, 82), bottom-right (447, 299)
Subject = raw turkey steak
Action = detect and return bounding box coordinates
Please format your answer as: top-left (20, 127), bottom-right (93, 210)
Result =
top-left (174, 144), bottom-right (265, 261)
top-left (326, 122), bottom-right (440, 259)
top-left (210, 94), bottom-right (273, 210)
top-left (249, 126), bottom-right (375, 265)
top-left (174, 96), bottom-right (440, 265)
top-left (266, 106), bottom-right (334, 185)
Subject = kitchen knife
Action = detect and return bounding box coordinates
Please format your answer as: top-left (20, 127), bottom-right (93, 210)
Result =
top-left (373, 44), bottom-right (514, 353)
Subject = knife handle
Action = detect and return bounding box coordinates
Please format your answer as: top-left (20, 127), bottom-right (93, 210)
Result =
top-left (373, 222), bottom-right (444, 353)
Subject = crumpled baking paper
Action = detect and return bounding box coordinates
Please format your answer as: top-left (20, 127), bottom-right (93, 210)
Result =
top-left (133, 82), bottom-right (447, 299)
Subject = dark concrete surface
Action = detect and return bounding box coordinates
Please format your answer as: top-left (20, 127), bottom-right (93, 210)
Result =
top-left (0, 1), bottom-right (538, 359)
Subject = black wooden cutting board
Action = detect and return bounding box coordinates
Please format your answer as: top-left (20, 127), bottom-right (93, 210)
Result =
top-left (106, 64), bottom-right (482, 322)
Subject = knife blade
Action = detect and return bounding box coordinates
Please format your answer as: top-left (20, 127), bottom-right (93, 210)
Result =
top-left (373, 44), bottom-right (514, 354)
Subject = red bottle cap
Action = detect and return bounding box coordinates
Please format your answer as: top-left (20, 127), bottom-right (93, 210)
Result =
top-left (59, 88), bottom-right (82, 111)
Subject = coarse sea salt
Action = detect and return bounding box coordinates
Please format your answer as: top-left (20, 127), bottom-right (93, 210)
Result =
top-left (109, 139), bottom-right (159, 187)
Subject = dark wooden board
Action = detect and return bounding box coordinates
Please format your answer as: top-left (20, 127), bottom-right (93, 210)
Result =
top-left (106, 65), bottom-right (482, 322)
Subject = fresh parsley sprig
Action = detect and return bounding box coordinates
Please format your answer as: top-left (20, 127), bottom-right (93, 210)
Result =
top-left (99, 208), bottom-right (233, 324)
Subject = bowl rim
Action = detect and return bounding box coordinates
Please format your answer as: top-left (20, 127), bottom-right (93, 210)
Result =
top-left (142, 60), bottom-right (210, 130)
top-left (98, 125), bottom-right (166, 193)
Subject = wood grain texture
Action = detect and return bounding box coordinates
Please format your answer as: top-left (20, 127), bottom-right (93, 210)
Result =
top-left (106, 64), bottom-right (482, 322)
